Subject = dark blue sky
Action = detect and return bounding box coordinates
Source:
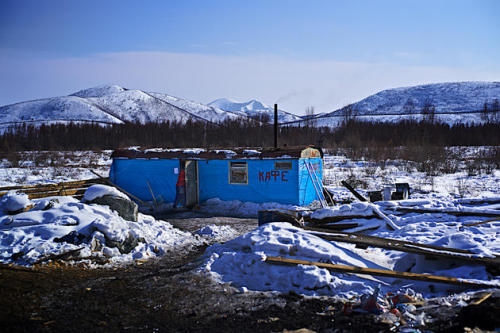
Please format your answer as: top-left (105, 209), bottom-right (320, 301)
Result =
top-left (1, 0), bottom-right (499, 113)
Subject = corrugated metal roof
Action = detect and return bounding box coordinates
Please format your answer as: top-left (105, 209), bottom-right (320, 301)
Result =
top-left (111, 146), bottom-right (322, 160)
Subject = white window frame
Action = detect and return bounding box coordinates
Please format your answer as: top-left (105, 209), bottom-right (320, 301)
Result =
top-left (229, 161), bottom-right (248, 185)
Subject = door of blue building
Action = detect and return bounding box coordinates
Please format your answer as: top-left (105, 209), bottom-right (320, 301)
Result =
top-left (184, 160), bottom-right (198, 208)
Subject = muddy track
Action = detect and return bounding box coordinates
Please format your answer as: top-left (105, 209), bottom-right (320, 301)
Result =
top-left (1, 216), bottom-right (498, 332)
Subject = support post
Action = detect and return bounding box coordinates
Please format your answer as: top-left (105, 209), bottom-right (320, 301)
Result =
top-left (274, 103), bottom-right (278, 148)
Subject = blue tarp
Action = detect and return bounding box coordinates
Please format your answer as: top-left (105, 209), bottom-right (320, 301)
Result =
top-left (110, 159), bottom-right (178, 202)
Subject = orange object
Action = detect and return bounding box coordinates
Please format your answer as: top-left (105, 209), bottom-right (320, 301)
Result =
top-left (176, 169), bottom-right (185, 186)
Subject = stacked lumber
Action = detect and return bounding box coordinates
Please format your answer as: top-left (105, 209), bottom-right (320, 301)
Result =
top-left (0, 178), bottom-right (108, 200)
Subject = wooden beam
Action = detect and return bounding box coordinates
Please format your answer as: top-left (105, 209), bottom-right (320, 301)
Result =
top-left (0, 178), bottom-right (106, 192)
top-left (341, 180), bottom-right (368, 202)
top-left (7, 182), bottom-right (94, 195)
top-left (28, 188), bottom-right (88, 199)
top-left (146, 180), bottom-right (158, 210)
top-left (303, 226), bottom-right (500, 266)
top-left (470, 292), bottom-right (493, 305)
top-left (465, 216), bottom-right (500, 227)
top-left (389, 207), bottom-right (500, 218)
top-left (304, 215), bottom-right (377, 224)
top-left (307, 222), bottom-right (360, 230)
top-left (264, 256), bottom-right (498, 289)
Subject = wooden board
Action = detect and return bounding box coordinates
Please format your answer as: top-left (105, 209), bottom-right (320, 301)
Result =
top-left (28, 188), bottom-right (88, 199)
top-left (303, 226), bottom-right (500, 267)
top-left (388, 207), bottom-right (500, 218)
top-left (6, 183), bottom-right (95, 195)
top-left (304, 215), bottom-right (377, 224)
top-left (0, 178), bottom-right (106, 192)
top-left (465, 216), bottom-right (500, 227)
top-left (264, 256), bottom-right (498, 289)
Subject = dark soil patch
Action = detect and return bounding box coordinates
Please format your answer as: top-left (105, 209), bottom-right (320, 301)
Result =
top-left (1, 214), bottom-right (498, 333)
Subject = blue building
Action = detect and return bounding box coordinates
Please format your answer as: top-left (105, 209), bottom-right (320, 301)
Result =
top-left (109, 147), bottom-right (323, 207)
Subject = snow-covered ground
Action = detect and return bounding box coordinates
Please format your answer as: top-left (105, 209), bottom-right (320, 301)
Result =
top-left (323, 147), bottom-right (500, 202)
top-left (0, 150), bottom-right (112, 186)
top-left (0, 149), bottom-right (498, 303)
top-left (201, 205), bottom-right (499, 299)
top-left (0, 189), bottom-right (205, 267)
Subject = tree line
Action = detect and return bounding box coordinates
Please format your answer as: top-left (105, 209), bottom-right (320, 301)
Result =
top-left (1, 118), bottom-right (499, 152)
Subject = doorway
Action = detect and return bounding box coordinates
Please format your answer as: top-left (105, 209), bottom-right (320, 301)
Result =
top-left (183, 160), bottom-right (199, 208)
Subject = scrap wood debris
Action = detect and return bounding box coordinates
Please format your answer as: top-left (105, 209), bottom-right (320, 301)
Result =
top-left (263, 256), bottom-right (499, 289)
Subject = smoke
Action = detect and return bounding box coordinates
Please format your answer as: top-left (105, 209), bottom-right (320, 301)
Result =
top-left (274, 90), bottom-right (304, 105)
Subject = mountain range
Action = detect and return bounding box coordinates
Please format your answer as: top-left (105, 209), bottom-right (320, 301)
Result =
top-left (1, 81), bottom-right (499, 130)
top-left (209, 98), bottom-right (302, 122)
top-left (300, 81), bottom-right (500, 127)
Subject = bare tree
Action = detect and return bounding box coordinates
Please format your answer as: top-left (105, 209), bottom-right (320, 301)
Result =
top-left (403, 98), bottom-right (416, 114)
top-left (343, 105), bottom-right (357, 123)
top-left (421, 99), bottom-right (436, 123)
top-left (492, 99), bottom-right (499, 122)
top-left (481, 101), bottom-right (489, 123)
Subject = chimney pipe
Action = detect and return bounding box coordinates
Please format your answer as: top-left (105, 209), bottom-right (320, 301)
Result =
top-left (274, 103), bottom-right (278, 148)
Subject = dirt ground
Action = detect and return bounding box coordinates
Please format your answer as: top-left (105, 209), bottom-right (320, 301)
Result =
top-left (1, 215), bottom-right (498, 332)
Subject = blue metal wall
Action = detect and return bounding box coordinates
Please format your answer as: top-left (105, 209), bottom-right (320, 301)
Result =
top-left (298, 157), bottom-right (323, 205)
top-left (109, 157), bottom-right (323, 206)
top-left (197, 159), bottom-right (299, 204)
top-left (109, 158), bottom-right (179, 202)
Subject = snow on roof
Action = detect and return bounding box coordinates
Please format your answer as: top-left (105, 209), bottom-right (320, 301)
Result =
top-left (111, 146), bottom-right (322, 160)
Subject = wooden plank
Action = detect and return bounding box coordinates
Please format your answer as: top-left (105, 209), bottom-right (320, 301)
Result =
top-left (264, 256), bottom-right (498, 289)
top-left (9, 183), bottom-right (94, 195)
top-left (303, 226), bottom-right (500, 266)
top-left (470, 292), bottom-right (492, 305)
top-left (390, 207), bottom-right (500, 218)
top-left (146, 180), bottom-right (158, 209)
top-left (305, 215), bottom-right (377, 224)
top-left (465, 216), bottom-right (500, 227)
top-left (28, 188), bottom-right (87, 199)
top-left (341, 180), bottom-right (368, 202)
top-left (308, 223), bottom-right (360, 230)
top-left (0, 178), bottom-right (106, 192)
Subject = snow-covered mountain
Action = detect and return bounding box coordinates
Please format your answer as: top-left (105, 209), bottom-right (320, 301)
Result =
top-left (209, 98), bottom-right (302, 122)
top-left (0, 85), bottom-right (243, 129)
top-left (292, 82), bottom-right (500, 127)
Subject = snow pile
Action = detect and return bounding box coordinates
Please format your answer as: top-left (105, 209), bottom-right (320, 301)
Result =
top-left (82, 184), bottom-right (129, 202)
top-left (0, 196), bottom-right (200, 266)
top-left (310, 202), bottom-right (374, 219)
top-left (0, 191), bottom-right (32, 213)
top-left (431, 234), bottom-right (497, 257)
top-left (202, 222), bottom-right (384, 296)
top-left (202, 216), bottom-right (499, 297)
top-left (195, 224), bottom-right (239, 243)
top-left (199, 198), bottom-right (305, 218)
